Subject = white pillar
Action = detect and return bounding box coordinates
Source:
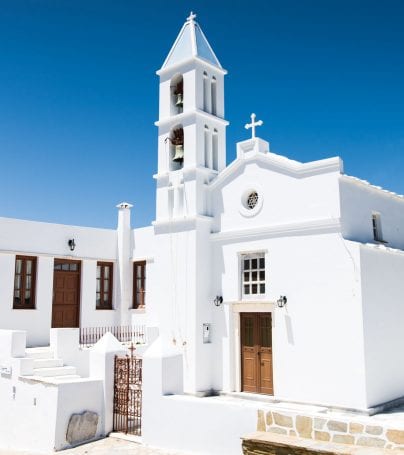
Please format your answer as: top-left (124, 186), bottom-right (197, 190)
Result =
top-left (116, 202), bottom-right (133, 327)
top-left (89, 333), bottom-right (127, 435)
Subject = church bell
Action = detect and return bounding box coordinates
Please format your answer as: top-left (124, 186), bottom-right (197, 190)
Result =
top-left (173, 144), bottom-right (184, 162)
top-left (175, 93), bottom-right (183, 107)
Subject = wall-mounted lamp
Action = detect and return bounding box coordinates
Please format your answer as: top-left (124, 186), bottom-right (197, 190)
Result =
top-left (213, 296), bottom-right (223, 307)
top-left (276, 295), bottom-right (287, 308)
top-left (68, 239), bottom-right (76, 252)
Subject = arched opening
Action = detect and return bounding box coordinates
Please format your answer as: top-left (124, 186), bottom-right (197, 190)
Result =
top-left (204, 125), bottom-right (210, 168)
top-left (203, 71), bottom-right (209, 112)
top-left (168, 125), bottom-right (184, 171)
top-left (211, 76), bottom-right (217, 116)
top-left (212, 129), bottom-right (218, 170)
top-left (170, 74), bottom-right (183, 115)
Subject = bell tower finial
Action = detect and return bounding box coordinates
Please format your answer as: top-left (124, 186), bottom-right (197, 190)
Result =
top-left (187, 11), bottom-right (197, 22)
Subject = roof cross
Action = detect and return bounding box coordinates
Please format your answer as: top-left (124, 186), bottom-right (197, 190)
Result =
top-left (187, 11), bottom-right (197, 22)
top-left (245, 113), bottom-right (263, 139)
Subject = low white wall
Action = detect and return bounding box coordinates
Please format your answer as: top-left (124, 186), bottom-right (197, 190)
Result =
top-left (0, 375), bottom-right (58, 453)
top-left (360, 245), bottom-right (404, 407)
top-left (144, 394), bottom-right (257, 455)
top-left (142, 342), bottom-right (256, 455)
top-left (0, 371), bottom-right (104, 453)
top-left (0, 329), bottom-right (121, 453)
top-left (54, 380), bottom-right (104, 451)
top-left (50, 328), bottom-right (90, 377)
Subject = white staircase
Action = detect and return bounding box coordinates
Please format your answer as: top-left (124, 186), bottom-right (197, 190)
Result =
top-left (24, 347), bottom-right (81, 383)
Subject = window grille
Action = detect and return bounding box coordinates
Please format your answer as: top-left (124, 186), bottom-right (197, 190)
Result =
top-left (242, 253), bottom-right (266, 298)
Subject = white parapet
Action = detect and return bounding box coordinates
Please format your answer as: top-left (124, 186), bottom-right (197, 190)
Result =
top-left (0, 330), bottom-right (26, 361)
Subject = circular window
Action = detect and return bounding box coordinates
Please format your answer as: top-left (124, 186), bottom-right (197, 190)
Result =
top-left (246, 191), bottom-right (259, 210)
top-left (239, 186), bottom-right (264, 217)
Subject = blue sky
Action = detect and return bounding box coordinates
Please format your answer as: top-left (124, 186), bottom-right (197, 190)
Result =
top-left (0, 0), bottom-right (403, 228)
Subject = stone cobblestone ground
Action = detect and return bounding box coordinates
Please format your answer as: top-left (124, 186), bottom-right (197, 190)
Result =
top-left (0, 436), bottom-right (190, 455)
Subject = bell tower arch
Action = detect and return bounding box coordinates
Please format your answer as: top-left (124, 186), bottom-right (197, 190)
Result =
top-left (154, 12), bottom-right (228, 222)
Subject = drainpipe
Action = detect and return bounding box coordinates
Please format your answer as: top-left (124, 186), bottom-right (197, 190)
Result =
top-left (116, 202), bottom-right (133, 328)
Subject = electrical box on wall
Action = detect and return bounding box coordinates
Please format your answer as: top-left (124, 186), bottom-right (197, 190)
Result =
top-left (203, 323), bottom-right (212, 344)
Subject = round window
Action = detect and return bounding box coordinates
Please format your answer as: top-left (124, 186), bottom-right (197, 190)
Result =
top-left (246, 191), bottom-right (259, 210)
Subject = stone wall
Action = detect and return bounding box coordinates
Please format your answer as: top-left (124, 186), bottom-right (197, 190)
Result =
top-left (242, 432), bottom-right (397, 455)
top-left (257, 409), bottom-right (404, 451)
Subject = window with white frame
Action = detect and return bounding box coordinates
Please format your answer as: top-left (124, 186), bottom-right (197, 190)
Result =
top-left (242, 253), bottom-right (266, 298)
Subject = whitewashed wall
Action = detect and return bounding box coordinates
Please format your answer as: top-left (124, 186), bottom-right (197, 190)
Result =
top-left (340, 176), bottom-right (404, 249)
top-left (80, 260), bottom-right (121, 329)
top-left (0, 329), bottom-right (108, 453)
top-left (211, 234), bottom-right (368, 410)
top-left (0, 254), bottom-right (53, 346)
top-left (0, 216), bottom-right (119, 346)
top-left (209, 157), bottom-right (342, 234)
top-left (0, 375), bottom-right (59, 452)
top-left (0, 216), bottom-right (117, 259)
top-left (360, 245), bottom-right (404, 407)
top-left (130, 226), bottom-right (155, 328)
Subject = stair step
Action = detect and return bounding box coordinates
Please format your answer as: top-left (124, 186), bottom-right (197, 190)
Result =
top-left (26, 347), bottom-right (54, 360)
top-left (33, 366), bottom-right (76, 377)
top-left (33, 358), bottom-right (63, 368)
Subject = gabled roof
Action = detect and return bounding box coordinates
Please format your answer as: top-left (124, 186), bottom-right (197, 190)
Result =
top-left (161, 13), bottom-right (222, 70)
top-left (208, 149), bottom-right (343, 191)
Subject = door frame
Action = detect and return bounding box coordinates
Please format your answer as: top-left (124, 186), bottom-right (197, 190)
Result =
top-left (230, 302), bottom-right (275, 393)
top-left (52, 258), bottom-right (82, 328)
top-left (240, 312), bottom-right (273, 394)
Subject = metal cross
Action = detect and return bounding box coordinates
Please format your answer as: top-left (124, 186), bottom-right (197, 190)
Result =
top-left (245, 113), bottom-right (263, 139)
top-left (187, 11), bottom-right (197, 22)
top-left (128, 342), bottom-right (136, 359)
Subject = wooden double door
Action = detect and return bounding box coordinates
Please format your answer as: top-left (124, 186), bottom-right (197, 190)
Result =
top-left (52, 259), bottom-right (81, 328)
top-left (241, 313), bottom-right (273, 395)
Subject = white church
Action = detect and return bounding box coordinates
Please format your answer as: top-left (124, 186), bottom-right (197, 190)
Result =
top-left (1, 12), bottom-right (404, 454)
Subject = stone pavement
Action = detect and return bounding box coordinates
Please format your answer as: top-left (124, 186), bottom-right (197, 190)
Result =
top-left (0, 436), bottom-right (190, 455)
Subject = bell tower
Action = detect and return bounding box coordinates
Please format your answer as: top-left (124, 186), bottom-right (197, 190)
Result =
top-left (151, 14), bottom-right (228, 395)
top-left (154, 12), bottom-right (228, 221)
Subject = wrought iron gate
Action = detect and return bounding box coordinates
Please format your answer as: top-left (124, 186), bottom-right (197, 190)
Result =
top-left (113, 352), bottom-right (142, 435)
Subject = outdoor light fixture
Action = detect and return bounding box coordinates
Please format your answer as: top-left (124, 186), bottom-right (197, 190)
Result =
top-left (213, 296), bottom-right (223, 307)
top-left (276, 295), bottom-right (287, 308)
top-left (68, 239), bottom-right (76, 252)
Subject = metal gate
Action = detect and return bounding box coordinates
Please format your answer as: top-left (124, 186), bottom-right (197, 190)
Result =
top-left (113, 350), bottom-right (142, 435)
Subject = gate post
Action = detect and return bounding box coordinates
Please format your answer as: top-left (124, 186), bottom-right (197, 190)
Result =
top-left (89, 333), bottom-right (126, 435)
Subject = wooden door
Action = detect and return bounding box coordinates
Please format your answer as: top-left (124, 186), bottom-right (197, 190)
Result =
top-left (52, 260), bottom-right (81, 328)
top-left (241, 313), bottom-right (273, 395)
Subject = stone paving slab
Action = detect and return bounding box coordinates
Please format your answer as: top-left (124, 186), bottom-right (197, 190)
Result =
top-left (0, 437), bottom-right (190, 455)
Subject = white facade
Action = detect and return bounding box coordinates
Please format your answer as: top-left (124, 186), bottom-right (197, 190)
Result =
top-left (1, 14), bottom-right (404, 447)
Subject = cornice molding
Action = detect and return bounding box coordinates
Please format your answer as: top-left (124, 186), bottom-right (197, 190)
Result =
top-left (209, 153), bottom-right (343, 190)
top-left (210, 218), bottom-right (341, 242)
top-left (155, 109), bottom-right (229, 128)
top-left (153, 215), bottom-right (213, 234)
top-left (156, 56), bottom-right (227, 78)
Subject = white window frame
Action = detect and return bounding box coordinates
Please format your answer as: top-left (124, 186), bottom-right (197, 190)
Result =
top-left (240, 252), bottom-right (266, 300)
